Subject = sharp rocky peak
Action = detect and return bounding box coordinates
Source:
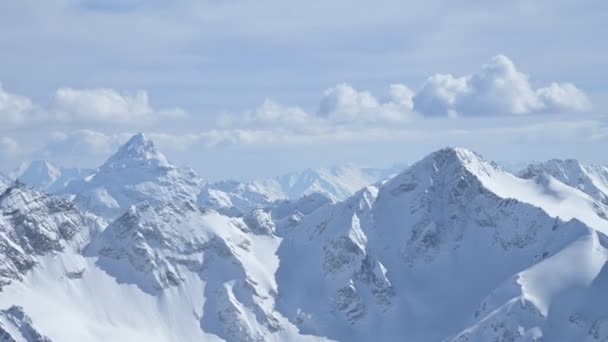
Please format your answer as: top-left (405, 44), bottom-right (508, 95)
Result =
top-left (101, 133), bottom-right (171, 170)
top-left (395, 147), bottom-right (497, 181)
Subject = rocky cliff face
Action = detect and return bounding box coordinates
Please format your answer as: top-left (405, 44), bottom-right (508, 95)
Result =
top-left (0, 182), bottom-right (98, 288)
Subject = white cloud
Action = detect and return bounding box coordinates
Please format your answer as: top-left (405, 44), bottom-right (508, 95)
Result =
top-left (44, 129), bottom-right (131, 157)
top-left (221, 83), bottom-right (417, 131)
top-left (53, 88), bottom-right (187, 124)
top-left (0, 83), bottom-right (41, 127)
top-left (0, 136), bottom-right (21, 158)
top-left (388, 84), bottom-right (415, 109)
top-left (537, 82), bottom-right (591, 113)
top-left (218, 99), bottom-right (315, 131)
top-left (317, 83), bottom-right (415, 123)
top-left (0, 83), bottom-right (188, 129)
top-left (413, 55), bottom-right (591, 117)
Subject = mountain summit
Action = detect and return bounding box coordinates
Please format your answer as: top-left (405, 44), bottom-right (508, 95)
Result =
top-left (62, 133), bottom-right (202, 219)
top-left (102, 133), bottom-right (171, 170)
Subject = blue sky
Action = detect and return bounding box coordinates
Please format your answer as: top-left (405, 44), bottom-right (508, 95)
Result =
top-left (0, 0), bottom-right (607, 180)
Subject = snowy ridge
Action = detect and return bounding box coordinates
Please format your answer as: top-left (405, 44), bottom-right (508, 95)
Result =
top-left (520, 159), bottom-right (608, 205)
top-left (258, 164), bottom-right (402, 202)
top-left (199, 164), bottom-right (402, 215)
top-left (1, 138), bottom-right (608, 341)
top-left (0, 306), bottom-right (52, 342)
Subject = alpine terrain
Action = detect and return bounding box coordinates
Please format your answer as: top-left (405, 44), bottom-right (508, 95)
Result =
top-left (1, 133), bottom-right (607, 341)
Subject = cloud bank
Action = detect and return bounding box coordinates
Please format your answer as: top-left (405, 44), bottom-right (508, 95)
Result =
top-left (0, 54), bottom-right (598, 172)
top-left (0, 85), bottom-right (187, 128)
top-left (220, 55), bottom-right (590, 131)
top-left (413, 55), bottom-right (591, 117)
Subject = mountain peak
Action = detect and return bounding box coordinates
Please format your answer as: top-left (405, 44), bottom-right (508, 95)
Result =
top-left (418, 147), bottom-right (490, 173)
top-left (18, 160), bottom-right (61, 187)
top-left (102, 133), bottom-right (171, 170)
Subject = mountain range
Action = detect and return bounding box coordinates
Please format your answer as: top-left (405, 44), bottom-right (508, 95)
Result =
top-left (1, 133), bottom-right (607, 341)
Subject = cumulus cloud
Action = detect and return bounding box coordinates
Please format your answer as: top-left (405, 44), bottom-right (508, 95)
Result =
top-left (221, 55), bottom-right (588, 129)
top-left (53, 88), bottom-right (187, 124)
top-left (218, 99), bottom-right (315, 130)
top-left (0, 83), bottom-right (188, 128)
top-left (0, 83), bottom-right (42, 127)
top-left (413, 55), bottom-right (591, 117)
top-left (317, 83), bottom-right (415, 123)
top-left (537, 82), bottom-right (592, 113)
top-left (221, 83), bottom-right (416, 131)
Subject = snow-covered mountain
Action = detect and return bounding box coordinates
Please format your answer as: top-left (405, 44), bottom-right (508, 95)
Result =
top-left (520, 159), bottom-right (608, 205)
top-left (1, 139), bottom-right (608, 341)
top-left (0, 181), bottom-right (100, 289)
top-left (266, 147), bottom-right (608, 341)
top-left (259, 164), bottom-right (402, 202)
top-left (61, 133), bottom-right (202, 220)
top-left (13, 160), bottom-right (93, 193)
top-left (199, 164), bottom-right (403, 215)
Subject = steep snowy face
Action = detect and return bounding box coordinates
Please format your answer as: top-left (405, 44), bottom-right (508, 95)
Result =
top-left (0, 306), bottom-right (52, 342)
top-left (520, 159), bottom-right (608, 205)
top-left (0, 182), bottom-right (96, 288)
top-left (90, 199), bottom-right (305, 342)
top-left (272, 147), bottom-right (604, 341)
top-left (16, 160), bottom-right (92, 193)
top-left (63, 133), bottom-right (202, 219)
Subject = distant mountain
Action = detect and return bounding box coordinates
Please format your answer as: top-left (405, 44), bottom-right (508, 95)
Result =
top-left (258, 164), bottom-right (403, 201)
top-left (13, 160), bottom-right (93, 193)
top-left (520, 159), bottom-right (608, 205)
top-left (200, 164), bottom-right (404, 215)
top-left (1, 140), bottom-right (608, 341)
top-left (60, 133), bottom-right (202, 220)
